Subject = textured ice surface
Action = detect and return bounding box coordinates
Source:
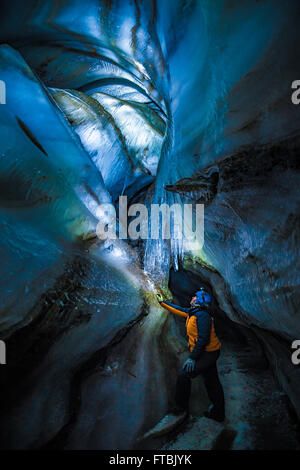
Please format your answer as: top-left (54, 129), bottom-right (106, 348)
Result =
top-left (0, 0), bottom-right (299, 450)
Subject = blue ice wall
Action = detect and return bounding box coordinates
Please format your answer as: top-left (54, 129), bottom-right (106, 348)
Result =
top-left (0, 0), bottom-right (299, 450)
top-left (0, 0), bottom-right (299, 338)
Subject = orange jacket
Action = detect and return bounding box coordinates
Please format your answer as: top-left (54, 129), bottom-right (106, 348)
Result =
top-left (160, 300), bottom-right (221, 359)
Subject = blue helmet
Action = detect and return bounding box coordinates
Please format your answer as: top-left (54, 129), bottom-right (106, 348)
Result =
top-left (195, 288), bottom-right (212, 306)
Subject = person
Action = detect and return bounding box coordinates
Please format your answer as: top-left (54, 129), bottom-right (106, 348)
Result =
top-left (157, 287), bottom-right (225, 423)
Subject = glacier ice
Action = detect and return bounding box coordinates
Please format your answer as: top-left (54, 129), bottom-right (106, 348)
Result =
top-left (0, 0), bottom-right (299, 451)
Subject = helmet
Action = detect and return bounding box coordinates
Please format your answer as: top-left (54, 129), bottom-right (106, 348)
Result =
top-left (194, 288), bottom-right (212, 306)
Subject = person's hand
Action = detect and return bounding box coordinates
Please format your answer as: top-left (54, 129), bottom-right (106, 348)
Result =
top-left (183, 358), bottom-right (196, 373)
top-left (157, 293), bottom-right (164, 303)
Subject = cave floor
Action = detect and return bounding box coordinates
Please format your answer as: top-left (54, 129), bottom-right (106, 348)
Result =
top-left (160, 336), bottom-right (300, 450)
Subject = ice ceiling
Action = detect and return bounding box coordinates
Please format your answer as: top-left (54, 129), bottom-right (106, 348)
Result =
top-left (0, 0), bottom-right (300, 450)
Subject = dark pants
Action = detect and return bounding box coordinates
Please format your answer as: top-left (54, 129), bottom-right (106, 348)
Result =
top-left (175, 349), bottom-right (225, 418)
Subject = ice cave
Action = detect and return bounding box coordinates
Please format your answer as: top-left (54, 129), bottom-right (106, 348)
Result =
top-left (0, 0), bottom-right (299, 451)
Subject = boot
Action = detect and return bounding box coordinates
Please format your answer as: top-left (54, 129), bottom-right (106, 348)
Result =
top-left (204, 406), bottom-right (225, 423)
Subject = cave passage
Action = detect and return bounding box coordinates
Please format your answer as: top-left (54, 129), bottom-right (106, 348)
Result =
top-left (0, 0), bottom-right (299, 451)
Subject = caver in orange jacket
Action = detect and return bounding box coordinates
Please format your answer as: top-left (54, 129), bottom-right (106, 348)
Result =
top-left (160, 300), bottom-right (221, 360)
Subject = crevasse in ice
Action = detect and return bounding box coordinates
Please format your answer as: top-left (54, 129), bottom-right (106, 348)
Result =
top-left (0, 0), bottom-right (300, 450)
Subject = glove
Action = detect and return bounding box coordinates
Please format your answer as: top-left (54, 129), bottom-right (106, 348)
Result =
top-left (183, 358), bottom-right (196, 373)
top-left (157, 293), bottom-right (164, 303)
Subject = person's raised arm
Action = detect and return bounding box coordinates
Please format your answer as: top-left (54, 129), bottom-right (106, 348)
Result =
top-left (157, 294), bottom-right (189, 318)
